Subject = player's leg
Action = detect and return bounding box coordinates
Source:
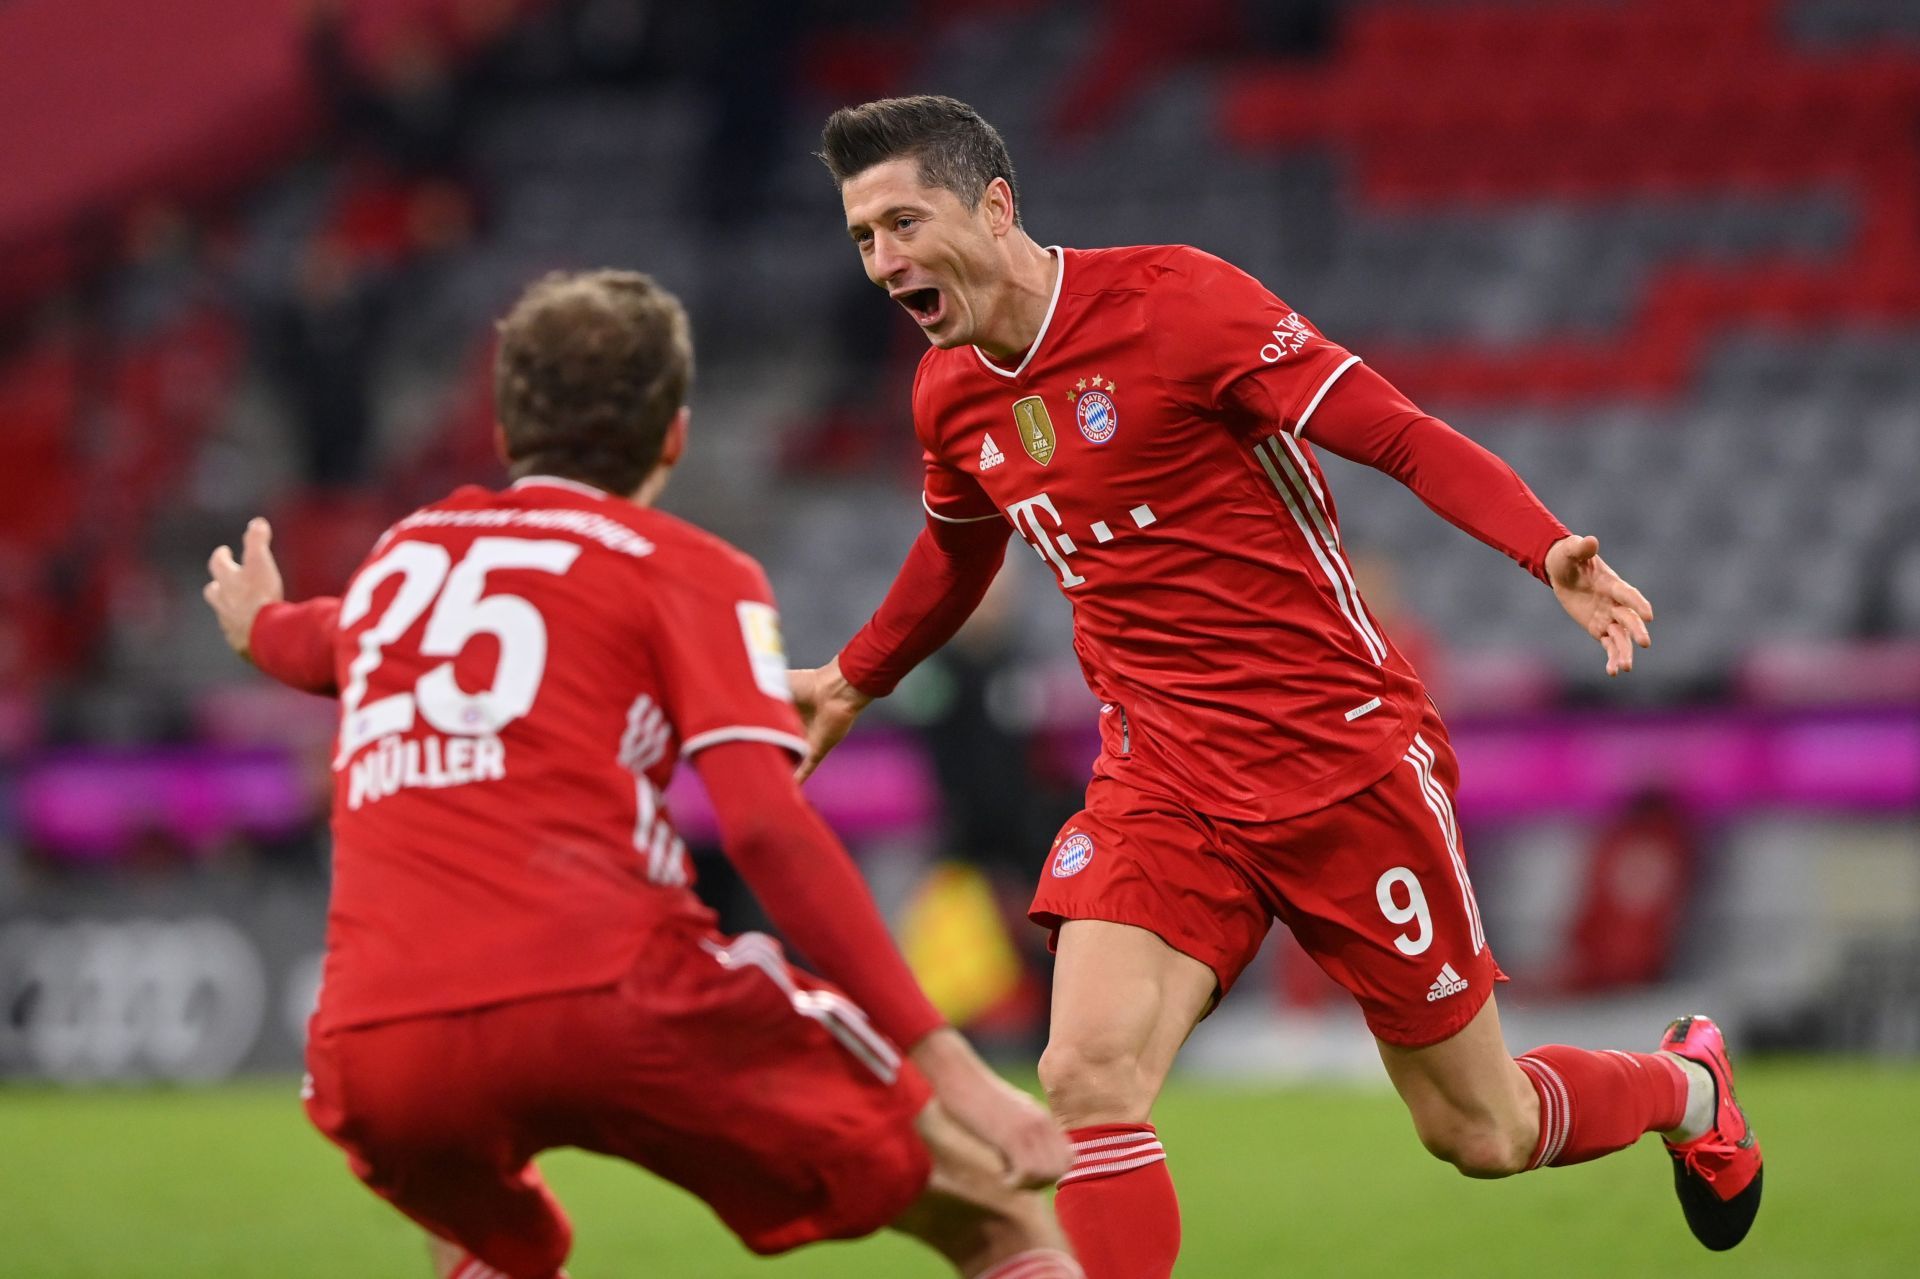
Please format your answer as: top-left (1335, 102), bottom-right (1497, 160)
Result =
top-left (1040, 920), bottom-right (1218, 1128)
top-left (1027, 790), bottom-right (1269, 1279)
top-left (1381, 992), bottom-right (1706, 1177)
top-left (890, 1098), bottom-right (1082, 1277)
top-left (1319, 722), bottom-right (1759, 1246)
top-left (1374, 992), bottom-right (1543, 1175)
top-left (304, 1017), bottom-right (574, 1279)
top-left (570, 921), bottom-right (1073, 1270)
top-left (1039, 921), bottom-right (1221, 1279)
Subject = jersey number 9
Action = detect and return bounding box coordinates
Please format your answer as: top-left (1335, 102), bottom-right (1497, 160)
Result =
top-left (1375, 866), bottom-right (1434, 957)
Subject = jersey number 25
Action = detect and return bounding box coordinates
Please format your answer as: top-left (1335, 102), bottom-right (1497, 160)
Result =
top-left (334, 536), bottom-right (583, 764)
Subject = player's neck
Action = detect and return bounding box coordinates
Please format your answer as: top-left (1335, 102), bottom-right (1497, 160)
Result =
top-left (973, 236), bottom-right (1057, 362)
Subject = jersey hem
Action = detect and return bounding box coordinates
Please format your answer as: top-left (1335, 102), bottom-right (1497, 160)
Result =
top-left (681, 725), bottom-right (809, 758)
top-left (920, 491), bottom-right (1002, 524)
top-left (1093, 702), bottom-right (1423, 825)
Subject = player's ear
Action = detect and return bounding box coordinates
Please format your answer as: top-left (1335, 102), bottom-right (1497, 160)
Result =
top-left (493, 422), bottom-right (510, 465)
top-left (659, 406), bottom-right (690, 469)
top-left (983, 177), bottom-right (1017, 237)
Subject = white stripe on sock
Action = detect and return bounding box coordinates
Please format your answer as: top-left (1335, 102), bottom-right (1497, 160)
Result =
top-left (975, 1250), bottom-right (1086, 1279)
top-left (1057, 1149), bottom-right (1169, 1185)
top-left (1067, 1136), bottom-right (1152, 1152)
top-left (1518, 1055), bottom-right (1571, 1168)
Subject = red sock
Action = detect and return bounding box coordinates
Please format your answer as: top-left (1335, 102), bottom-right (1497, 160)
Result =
top-left (1517, 1046), bottom-right (1688, 1169)
top-left (1054, 1124), bottom-right (1179, 1279)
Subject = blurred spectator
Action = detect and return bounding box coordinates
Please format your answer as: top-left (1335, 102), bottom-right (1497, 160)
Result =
top-left (912, 570), bottom-right (1069, 889)
top-left (1349, 551), bottom-right (1447, 706)
top-left (256, 234), bottom-right (395, 489)
top-left (893, 570), bottom-right (1077, 1043)
top-left (1560, 789), bottom-right (1703, 993)
top-left (689, 0), bottom-right (805, 230)
top-left (306, 0), bottom-right (515, 186)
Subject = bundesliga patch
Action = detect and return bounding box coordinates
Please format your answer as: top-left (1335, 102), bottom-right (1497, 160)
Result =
top-left (1051, 831), bottom-right (1095, 878)
top-left (1066, 375), bottom-right (1118, 445)
top-left (735, 601), bottom-right (792, 701)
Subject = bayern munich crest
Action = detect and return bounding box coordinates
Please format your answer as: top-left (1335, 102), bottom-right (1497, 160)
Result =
top-left (1052, 831), bottom-right (1096, 878)
top-left (1067, 375), bottom-right (1118, 445)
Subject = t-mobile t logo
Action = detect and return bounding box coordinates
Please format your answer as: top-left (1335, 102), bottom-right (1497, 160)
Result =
top-left (1007, 493), bottom-right (1087, 588)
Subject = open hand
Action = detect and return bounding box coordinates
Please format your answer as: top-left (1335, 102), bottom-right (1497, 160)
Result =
top-left (787, 657), bottom-right (873, 782)
top-left (1546, 534), bottom-right (1652, 677)
top-left (204, 518), bottom-right (286, 660)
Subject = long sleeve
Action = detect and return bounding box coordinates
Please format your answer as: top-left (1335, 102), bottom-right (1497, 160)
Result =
top-left (693, 738), bottom-right (945, 1050)
top-left (836, 514), bottom-right (1010, 697)
top-left (1269, 362), bottom-right (1570, 582)
top-left (249, 597), bottom-right (342, 695)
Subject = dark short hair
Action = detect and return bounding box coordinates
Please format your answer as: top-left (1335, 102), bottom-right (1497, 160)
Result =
top-left (494, 270), bottom-right (692, 495)
top-left (819, 95), bottom-right (1021, 226)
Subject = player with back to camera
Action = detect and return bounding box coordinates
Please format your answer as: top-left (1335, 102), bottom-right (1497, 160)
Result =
top-left (203, 269), bottom-right (1084, 1279)
top-left (788, 96), bottom-right (1763, 1277)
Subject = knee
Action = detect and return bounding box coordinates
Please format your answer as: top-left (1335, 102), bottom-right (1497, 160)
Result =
top-left (1038, 1036), bottom-right (1153, 1126)
top-left (1413, 1112), bottom-right (1533, 1179)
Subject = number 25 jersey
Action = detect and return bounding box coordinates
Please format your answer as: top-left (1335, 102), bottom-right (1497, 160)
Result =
top-left (316, 477), bottom-right (807, 1031)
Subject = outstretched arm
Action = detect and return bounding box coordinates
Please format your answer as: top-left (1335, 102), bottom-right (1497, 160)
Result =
top-left (1286, 363), bottom-right (1569, 581)
top-left (204, 517), bottom-right (341, 695)
top-left (790, 513), bottom-right (1008, 781)
top-left (695, 738), bottom-right (1068, 1187)
top-left (1284, 364), bottom-right (1652, 675)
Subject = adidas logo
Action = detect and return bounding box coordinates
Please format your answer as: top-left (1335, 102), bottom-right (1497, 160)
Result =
top-left (1426, 962), bottom-right (1469, 1003)
top-left (979, 433), bottom-right (1006, 471)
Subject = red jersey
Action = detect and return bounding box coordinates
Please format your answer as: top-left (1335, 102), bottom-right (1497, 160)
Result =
top-left (300, 477), bottom-right (809, 1031)
top-left (861, 244), bottom-right (1565, 822)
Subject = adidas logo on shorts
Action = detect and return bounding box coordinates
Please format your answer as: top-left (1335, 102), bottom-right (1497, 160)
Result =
top-left (1426, 962), bottom-right (1469, 1003)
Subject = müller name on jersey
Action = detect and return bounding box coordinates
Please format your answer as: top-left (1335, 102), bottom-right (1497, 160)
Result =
top-left (347, 731), bottom-right (506, 811)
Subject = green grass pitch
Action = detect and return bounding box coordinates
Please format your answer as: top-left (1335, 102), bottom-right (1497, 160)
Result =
top-left (3, 1060), bottom-right (1913, 1277)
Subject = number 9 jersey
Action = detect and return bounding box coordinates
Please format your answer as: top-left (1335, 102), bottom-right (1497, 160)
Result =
top-left (263, 476), bottom-right (810, 1034)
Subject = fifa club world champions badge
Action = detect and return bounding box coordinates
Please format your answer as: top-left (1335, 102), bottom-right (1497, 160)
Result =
top-left (1067, 374), bottom-right (1118, 445)
top-left (1052, 831), bottom-right (1095, 878)
top-left (1011, 395), bottom-right (1056, 466)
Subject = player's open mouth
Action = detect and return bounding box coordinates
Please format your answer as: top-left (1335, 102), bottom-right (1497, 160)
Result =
top-left (897, 287), bottom-right (945, 327)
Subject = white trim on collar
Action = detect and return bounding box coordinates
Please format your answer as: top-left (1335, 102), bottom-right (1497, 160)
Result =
top-left (972, 246), bottom-right (1066, 381)
top-left (510, 475), bottom-right (614, 500)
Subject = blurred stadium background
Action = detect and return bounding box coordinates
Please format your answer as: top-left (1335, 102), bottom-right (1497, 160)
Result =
top-left (2, 0), bottom-right (1917, 1273)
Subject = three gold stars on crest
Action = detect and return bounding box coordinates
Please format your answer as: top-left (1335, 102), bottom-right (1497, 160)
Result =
top-left (1067, 375), bottom-right (1115, 401)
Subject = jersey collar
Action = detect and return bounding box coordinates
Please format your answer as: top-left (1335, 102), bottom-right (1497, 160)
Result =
top-left (972, 246), bottom-right (1065, 381)
top-left (510, 475), bottom-right (615, 501)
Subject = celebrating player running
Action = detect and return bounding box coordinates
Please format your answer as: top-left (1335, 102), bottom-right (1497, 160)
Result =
top-left (790, 96), bottom-right (1761, 1275)
top-left (205, 270), bottom-right (1081, 1279)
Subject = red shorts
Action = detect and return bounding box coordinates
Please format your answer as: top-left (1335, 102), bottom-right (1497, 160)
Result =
top-left (1031, 714), bottom-right (1503, 1048)
top-left (304, 922), bottom-right (933, 1278)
